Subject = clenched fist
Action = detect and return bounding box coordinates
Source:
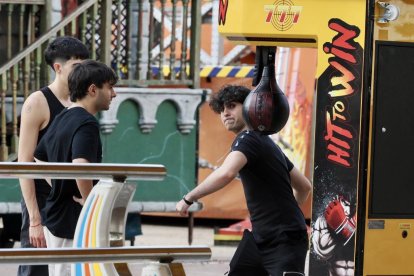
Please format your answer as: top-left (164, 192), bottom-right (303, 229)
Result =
top-left (324, 198), bottom-right (355, 245)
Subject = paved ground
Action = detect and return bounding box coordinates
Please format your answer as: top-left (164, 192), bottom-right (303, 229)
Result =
top-left (130, 221), bottom-right (237, 275)
top-left (0, 218), bottom-right (237, 275)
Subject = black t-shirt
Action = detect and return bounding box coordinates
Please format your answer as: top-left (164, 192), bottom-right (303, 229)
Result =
top-left (232, 130), bottom-right (307, 244)
top-left (34, 107), bottom-right (102, 239)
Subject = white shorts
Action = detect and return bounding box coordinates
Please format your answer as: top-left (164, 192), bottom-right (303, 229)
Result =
top-left (44, 226), bottom-right (73, 276)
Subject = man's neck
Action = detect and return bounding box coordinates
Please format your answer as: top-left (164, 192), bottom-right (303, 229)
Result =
top-left (48, 80), bottom-right (70, 102)
top-left (69, 101), bottom-right (97, 115)
top-left (234, 126), bottom-right (248, 135)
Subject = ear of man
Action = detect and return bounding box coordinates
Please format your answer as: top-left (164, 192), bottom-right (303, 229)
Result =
top-left (53, 62), bottom-right (62, 73)
top-left (87, 83), bottom-right (97, 97)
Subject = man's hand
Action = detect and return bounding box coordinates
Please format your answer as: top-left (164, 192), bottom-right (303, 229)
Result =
top-left (73, 196), bottom-right (86, 206)
top-left (29, 224), bottom-right (46, 248)
top-left (324, 197), bottom-right (356, 245)
top-left (176, 199), bottom-right (191, 216)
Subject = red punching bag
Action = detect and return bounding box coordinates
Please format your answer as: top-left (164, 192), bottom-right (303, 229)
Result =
top-left (242, 46), bottom-right (290, 134)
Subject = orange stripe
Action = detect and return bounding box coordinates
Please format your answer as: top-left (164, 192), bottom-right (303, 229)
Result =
top-left (91, 197), bottom-right (104, 275)
top-left (84, 195), bottom-right (100, 276)
top-left (92, 196), bottom-right (103, 246)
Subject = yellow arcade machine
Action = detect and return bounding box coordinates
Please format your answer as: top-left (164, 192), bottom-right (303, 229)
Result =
top-left (218, 0), bottom-right (414, 275)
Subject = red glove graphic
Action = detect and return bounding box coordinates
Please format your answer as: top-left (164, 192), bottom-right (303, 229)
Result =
top-left (324, 198), bottom-right (356, 245)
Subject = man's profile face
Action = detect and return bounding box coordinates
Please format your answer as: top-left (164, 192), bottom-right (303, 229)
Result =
top-left (95, 82), bottom-right (117, 111)
top-left (220, 102), bottom-right (245, 134)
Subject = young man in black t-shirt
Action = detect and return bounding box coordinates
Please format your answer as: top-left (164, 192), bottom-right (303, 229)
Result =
top-left (34, 60), bottom-right (117, 276)
top-left (18, 36), bottom-right (89, 276)
top-left (176, 85), bottom-right (312, 275)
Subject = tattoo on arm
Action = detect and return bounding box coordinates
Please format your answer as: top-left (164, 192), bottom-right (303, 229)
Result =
top-left (25, 104), bottom-right (32, 113)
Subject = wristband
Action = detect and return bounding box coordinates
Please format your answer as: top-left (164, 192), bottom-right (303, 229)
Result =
top-left (30, 223), bottom-right (42, 228)
top-left (182, 195), bottom-right (193, 205)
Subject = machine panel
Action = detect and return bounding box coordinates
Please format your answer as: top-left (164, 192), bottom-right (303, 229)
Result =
top-left (369, 41), bottom-right (414, 218)
top-left (363, 41), bottom-right (414, 275)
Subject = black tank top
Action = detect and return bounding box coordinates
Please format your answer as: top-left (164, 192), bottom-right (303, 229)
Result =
top-left (37, 87), bottom-right (65, 143)
top-left (35, 87), bottom-right (65, 196)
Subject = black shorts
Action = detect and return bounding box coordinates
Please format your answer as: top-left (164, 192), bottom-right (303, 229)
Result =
top-left (228, 229), bottom-right (308, 276)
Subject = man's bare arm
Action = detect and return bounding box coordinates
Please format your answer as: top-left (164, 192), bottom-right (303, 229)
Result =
top-left (290, 166), bottom-right (312, 205)
top-left (176, 151), bottom-right (247, 216)
top-left (18, 91), bottom-right (49, 248)
top-left (72, 158), bottom-right (93, 206)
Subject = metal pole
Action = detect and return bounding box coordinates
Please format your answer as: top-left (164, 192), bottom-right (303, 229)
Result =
top-left (0, 246), bottom-right (211, 264)
top-left (0, 162), bottom-right (166, 181)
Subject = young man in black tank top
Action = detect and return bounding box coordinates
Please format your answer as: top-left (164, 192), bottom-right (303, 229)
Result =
top-left (176, 85), bottom-right (312, 275)
top-left (34, 60), bottom-right (117, 276)
top-left (17, 36), bottom-right (89, 276)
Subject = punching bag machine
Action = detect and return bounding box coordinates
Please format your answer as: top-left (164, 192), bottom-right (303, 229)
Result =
top-left (242, 46), bottom-right (290, 134)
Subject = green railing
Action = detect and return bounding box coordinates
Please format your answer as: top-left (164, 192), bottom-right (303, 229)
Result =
top-left (0, 0), bottom-right (202, 161)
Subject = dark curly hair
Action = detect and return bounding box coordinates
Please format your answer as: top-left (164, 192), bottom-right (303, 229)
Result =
top-left (209, 85), bottom-right (250, 114)
top-left (44, 36), bottom-right (90, 70)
